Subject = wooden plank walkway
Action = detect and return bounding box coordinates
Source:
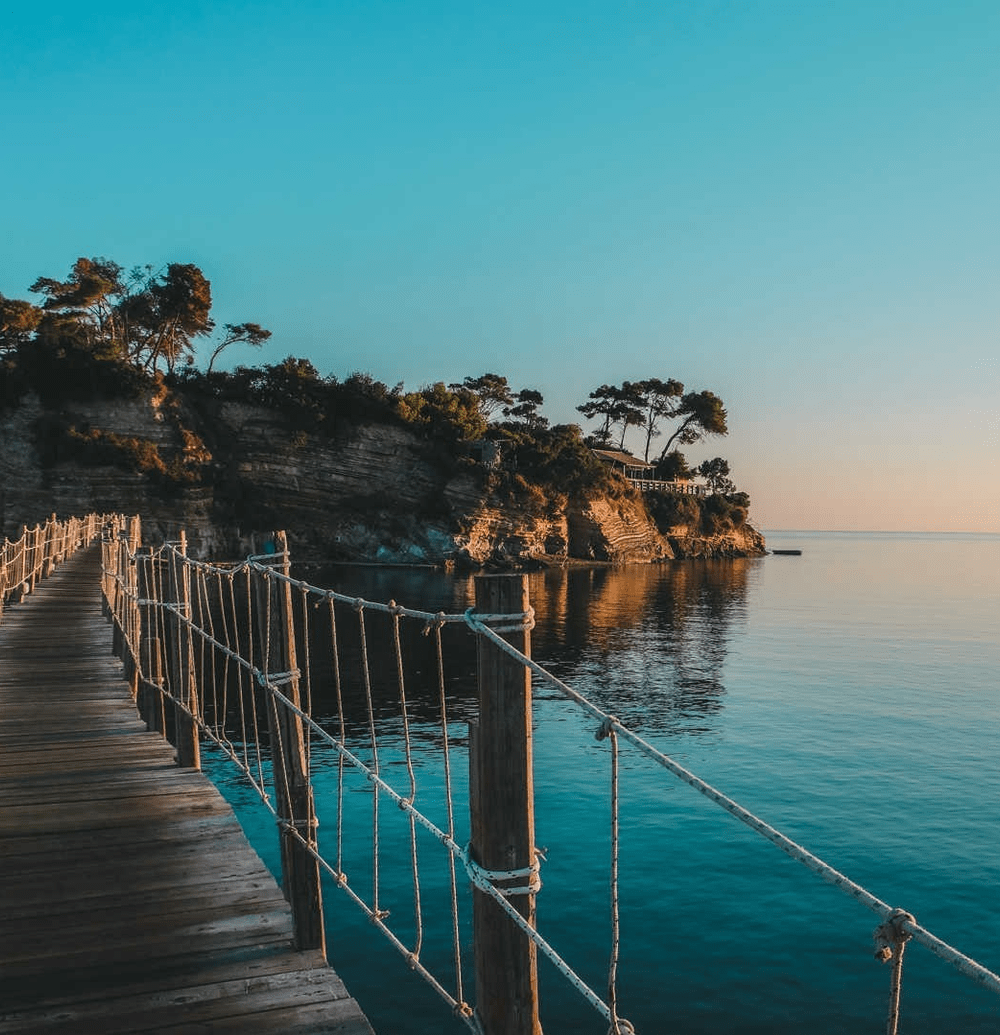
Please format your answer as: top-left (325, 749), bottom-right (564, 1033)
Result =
top-left (0, 546), bottom-right (375, 1035)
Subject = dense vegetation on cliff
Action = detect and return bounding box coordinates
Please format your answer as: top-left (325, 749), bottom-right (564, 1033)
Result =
top-left (1, 256), bottom-right (755, 544)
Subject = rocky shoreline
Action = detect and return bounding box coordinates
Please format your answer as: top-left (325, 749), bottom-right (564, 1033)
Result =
top-left (0, 389), bottom-right (766, 566)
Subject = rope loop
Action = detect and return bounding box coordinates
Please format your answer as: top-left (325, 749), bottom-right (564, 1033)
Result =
top-left (462, 843), bottom-right (544, 896)
top-left (256, 669), bottom-right (300, 688)
top-left (463, 605), bottom-right (536, 635)
top-left (596, 716), bottom-right (620, 741)
top-left (353, 597), bottom-right (366, 613)
top-left (608, 1020), bottom-right (636, 1035)
top-left (452, 1001), bottom-right (475, 1020)
top-left (388, 600), bottom-right (405, 617)
top-left (422, 611), bottom-right (447, 635)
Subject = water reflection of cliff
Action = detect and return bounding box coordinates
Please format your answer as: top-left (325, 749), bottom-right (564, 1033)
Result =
top-left (302, 559), bottom-right (758, 743)
top-left (526, 560), bottom-right (758, 736)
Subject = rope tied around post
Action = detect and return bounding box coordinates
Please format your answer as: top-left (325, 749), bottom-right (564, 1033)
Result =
top-left (461, 844), bottom-right (545, 897)
top-left (463, 604), bottom-right (535, 635)
top-left (874, 908), bottom-right (915, 1035)
top-left (421, 611), bottom-right (448, 636)
top-left (255, 669), bottom-right (301, 688)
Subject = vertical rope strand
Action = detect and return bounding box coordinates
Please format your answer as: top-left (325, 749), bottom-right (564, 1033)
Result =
top-left (299, 585), bottom-right (312, 773)
top-left (390, 604), bottom-right (423, 959)
top-left (327, 598), bottom-right (347, 882)
top-left (608, 727), bottom-right (622, 1034)
top-left (356, 603), bottom-right (385, 918)
top-left (431, 617), bottom-right (468, 1011)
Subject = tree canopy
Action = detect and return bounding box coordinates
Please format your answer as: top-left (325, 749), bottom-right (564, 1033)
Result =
top-left (448, 373), bottom-right (513, 418)
top-left (15, 256), bottom-right (270, 376)
top-left (576, 382), bottom-right (646, 448)
top-left (577, 379), bottom-right (729, 462)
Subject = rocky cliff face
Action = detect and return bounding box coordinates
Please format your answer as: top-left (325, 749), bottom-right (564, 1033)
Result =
top-left (0, 388), bottom-right (765, 565)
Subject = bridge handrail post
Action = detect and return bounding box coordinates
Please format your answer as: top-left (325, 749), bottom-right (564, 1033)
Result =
top-left (136, 548), bottom-right (167, 734)
top-left (110, 534), bottom-right (126, 658)
top-left (41, 514), bottom-right (57, 579)
top-left (168, 531), bottom-right (200, 769)
top-left (469, 574), bottom-right (541, 1035)
top-left (254, 529), bottom-right (325, 956)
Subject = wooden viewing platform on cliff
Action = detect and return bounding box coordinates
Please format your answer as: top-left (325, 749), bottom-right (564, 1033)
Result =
top-left (0, 544), bottom-right (374, 1035)
top-left (591, 448), bottom-right (708, 495)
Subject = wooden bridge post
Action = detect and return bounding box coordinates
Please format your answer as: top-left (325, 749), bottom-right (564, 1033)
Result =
top-left (42, 514), bottom-right (57, 578)
top-left (254, 530), bottom-right (325, 956)
top-left (110, 534), bottom-right (126, 660)
top-left (136, 549), bottom-right (166, 735)
top-left (469, 574), bottom-right (541, 1035)
top-left (168, 531), bottom-right (200, 769)
top-left (27, 525), bottom-right (38, 594)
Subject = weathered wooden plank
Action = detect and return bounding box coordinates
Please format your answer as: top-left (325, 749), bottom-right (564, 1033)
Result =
top-left (1, 838), bottom-right (276, 903)
top-left (0, 968), bottom-right (356, 1035)
top-left (0, 771), bottom-right (222, 805)
top-left (0, 812), bottom-right (238, 859)
top-left (0, 794), bottom-right (232, 834)
top-left (5, 873), bottom-right (285, 925)
top-left (6, 903), bottom-right (297, 966)
top-left (0, 945), bottom-right (330, 1012)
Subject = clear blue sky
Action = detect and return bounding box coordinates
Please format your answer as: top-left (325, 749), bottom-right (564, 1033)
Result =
top-left (3, 1), bottom-right (998, 532)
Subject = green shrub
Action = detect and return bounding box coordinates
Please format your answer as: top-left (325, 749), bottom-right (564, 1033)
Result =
top-left (645, 489), bottom-right (701, 531)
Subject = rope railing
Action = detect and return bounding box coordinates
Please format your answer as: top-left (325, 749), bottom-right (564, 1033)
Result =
top-left (100, 525), bottom-right (1000, 1035)
top-left (0, 512), bottom-right (111, 621)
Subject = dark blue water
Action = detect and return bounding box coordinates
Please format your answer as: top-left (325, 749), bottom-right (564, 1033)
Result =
top-left (204, 531), bottom-right (1000, 1033)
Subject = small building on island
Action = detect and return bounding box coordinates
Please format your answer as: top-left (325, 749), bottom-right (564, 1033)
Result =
top-left (592, 448), bottom-right (705, 495)
top-left (592, 448), bottom-right (657, 484)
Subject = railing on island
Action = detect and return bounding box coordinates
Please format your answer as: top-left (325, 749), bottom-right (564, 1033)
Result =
top-left (626, 477), bottom-right (707, 495)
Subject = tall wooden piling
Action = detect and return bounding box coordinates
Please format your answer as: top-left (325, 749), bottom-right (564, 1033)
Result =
top-left (136, 548), bottom-right (166, 735)
top-left (469, 574), bottom-right (541, 1035)
top-left (167, 531), bottom-right (200, 769)
top-left (254, 530), bottom-right (325, 956)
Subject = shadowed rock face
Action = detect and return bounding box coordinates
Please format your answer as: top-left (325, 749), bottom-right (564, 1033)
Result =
top-left (0, 389), bottom-right (765, 566)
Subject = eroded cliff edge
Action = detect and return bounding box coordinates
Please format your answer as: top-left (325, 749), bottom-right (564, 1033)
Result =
top-left (0, 389), bottom-right (765, 565)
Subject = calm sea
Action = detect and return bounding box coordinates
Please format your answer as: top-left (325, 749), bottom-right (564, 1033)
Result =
top-left (204, 530), bottom-right (1000, 1034)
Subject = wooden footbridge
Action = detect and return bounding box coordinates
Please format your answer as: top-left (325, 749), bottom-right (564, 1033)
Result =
top-left (0, 538), bottom-right (375, 1034)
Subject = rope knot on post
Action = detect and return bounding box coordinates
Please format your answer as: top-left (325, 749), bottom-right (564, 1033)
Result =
top-left (421, 611), bottom-right (447, 636)
top-left (452, 1000), bottom-right (476, 1021)
top-left (461, 843), bottom-right (544, 897)
top-left (463, 604), bottom-right (535, 635)
top-left (874, 909), bottom-right (915, 961)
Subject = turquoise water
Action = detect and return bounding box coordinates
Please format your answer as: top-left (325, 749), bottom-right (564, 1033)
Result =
top-left (205, 531), bottom-right (1000, 1033)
